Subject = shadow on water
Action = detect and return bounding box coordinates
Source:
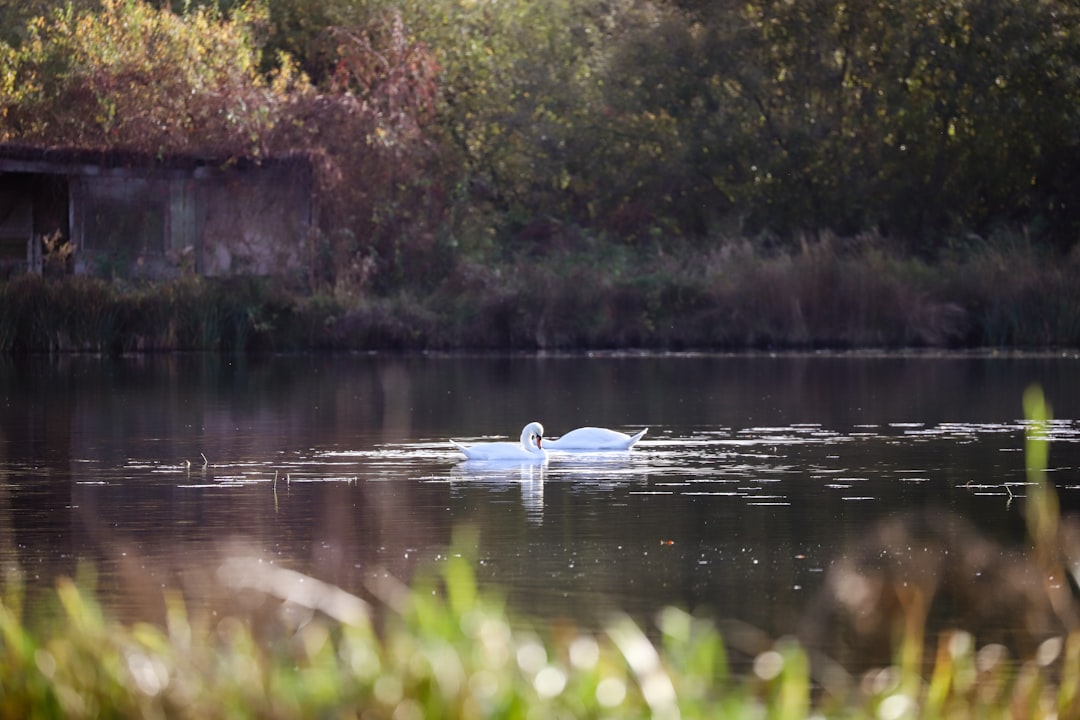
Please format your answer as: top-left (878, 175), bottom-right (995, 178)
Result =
top-left (2, 351), bottom-right (1080, 669)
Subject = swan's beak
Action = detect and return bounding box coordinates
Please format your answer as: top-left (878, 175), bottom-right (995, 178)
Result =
top-left (537, 435), bottom-right (543, 448)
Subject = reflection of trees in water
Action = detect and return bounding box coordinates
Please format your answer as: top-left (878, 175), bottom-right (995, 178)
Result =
top-left (0, 354), bottom-right (454, 624)
top-left (63, 474), bottom-right (457, 626)
top-left (70, 460), bottom-right (469, 619)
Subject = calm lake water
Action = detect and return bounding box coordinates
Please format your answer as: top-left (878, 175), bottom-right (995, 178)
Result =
top-left (3, 352), bottom-right (1080, 662)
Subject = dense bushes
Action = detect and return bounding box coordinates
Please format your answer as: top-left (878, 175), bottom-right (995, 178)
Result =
top-left (2, 236), bottom-right (1078, 351)
top-left (3, 0), bottom-right (1080, 299)
top-left (393, 0), bottom-right (1080, 252)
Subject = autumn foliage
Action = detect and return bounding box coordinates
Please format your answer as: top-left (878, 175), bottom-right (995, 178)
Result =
top-left (2, 0), bottom-right (1080, 294)
top-left (0, 0), bottom-right (443, 291)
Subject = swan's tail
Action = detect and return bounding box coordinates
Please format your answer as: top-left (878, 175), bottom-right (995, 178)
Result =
top-left (628, 428), bottom-right (648, 447)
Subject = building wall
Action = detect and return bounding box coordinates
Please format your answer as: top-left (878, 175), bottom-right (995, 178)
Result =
top-left (73, 175), bottom-right (170, 278)
top-left (0, 147), bottom-right (314, 281)
top-left (199, 163), bottom-right (312, 282)
top-left (65, 159), bottom-right (313, 281)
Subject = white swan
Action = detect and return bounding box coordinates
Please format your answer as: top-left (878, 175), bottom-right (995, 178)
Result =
top-left (450, 421), bottom-right (548, 462)
top-left (545, 427), bottom-right (648, 451)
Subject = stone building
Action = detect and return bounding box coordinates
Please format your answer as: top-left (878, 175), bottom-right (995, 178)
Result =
top-left (0, 144), bottom-right (314, 282)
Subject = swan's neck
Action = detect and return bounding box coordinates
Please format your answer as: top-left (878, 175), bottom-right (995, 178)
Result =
top-left (521, 433), bottom-right (544, 455)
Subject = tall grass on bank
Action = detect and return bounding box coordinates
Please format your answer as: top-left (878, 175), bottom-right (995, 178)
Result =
top-left (0, 275), bottom-right (311, 353)
top-left (2, 389), bottom-right (1080, 717)
top-left (2, 232), bottom-right (1079, 351)
top-left (418, 233), bottom-right (1080, 350)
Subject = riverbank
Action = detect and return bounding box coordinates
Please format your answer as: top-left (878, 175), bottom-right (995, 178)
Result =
top-left (3, 233), bottom-right (1078, 352)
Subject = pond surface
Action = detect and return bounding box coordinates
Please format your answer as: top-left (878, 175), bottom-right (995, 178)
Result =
top-left (3, 352), bottom-right (1080, 662)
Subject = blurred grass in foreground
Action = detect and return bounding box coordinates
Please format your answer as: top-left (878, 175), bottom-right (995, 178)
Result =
top-left (3, 391), bottom-right (1080, 718)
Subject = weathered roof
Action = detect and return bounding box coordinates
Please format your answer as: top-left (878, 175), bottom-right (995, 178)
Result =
top-left (0, 143), bottom-right (310, 178)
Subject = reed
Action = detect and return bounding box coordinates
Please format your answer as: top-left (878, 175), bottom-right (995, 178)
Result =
top-left (422, 234), bottom-right (970, 350)
top-left (0, 276), bottom-right (303, 353)
top-left (1, 231), bottom-right (1079, 351)
top-left (405, 231), bottom-right (1079, 350)
top-left (944, 236), bottom-right (1080, 347)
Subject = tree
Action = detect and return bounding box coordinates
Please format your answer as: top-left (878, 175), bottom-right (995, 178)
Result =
top-left (0, 0), bottom-right (299, 155)
top-left (661, 0), bottom-right (1080, 248)
top-left (0, 0), bottom-right (446, 290)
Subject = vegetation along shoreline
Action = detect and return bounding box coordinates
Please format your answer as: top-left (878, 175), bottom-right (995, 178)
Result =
top-left (2, 233), bottom-right (1079, 353)
top-left (1, 0), bottom-right (1079, 355)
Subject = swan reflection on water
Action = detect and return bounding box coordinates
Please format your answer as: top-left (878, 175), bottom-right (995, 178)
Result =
top-left (452, 460), bottom-right (547, 523)
top-left (450, 451), bottom-right (644, 524)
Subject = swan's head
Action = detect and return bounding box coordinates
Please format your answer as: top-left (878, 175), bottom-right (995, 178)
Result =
top-left (522, 421), bottom-right (545, 451)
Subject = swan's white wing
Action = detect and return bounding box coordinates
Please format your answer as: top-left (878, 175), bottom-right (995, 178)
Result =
top-left (546, 427), bottom-right (648, 451)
